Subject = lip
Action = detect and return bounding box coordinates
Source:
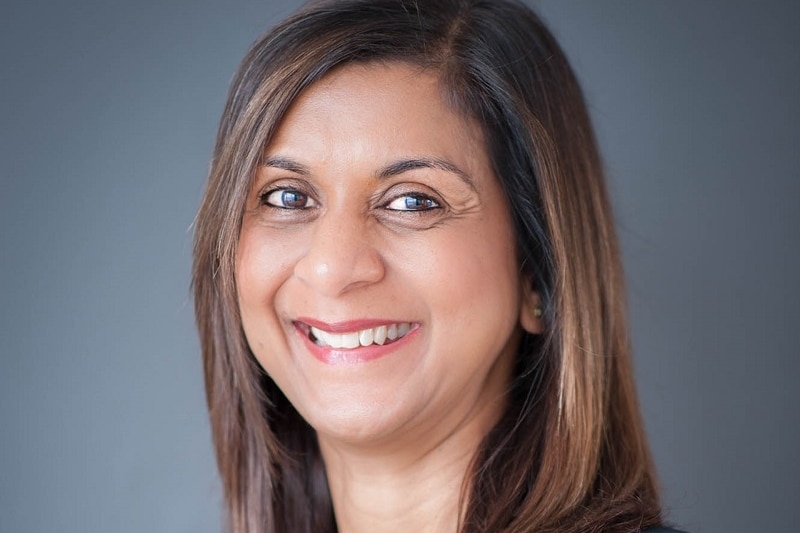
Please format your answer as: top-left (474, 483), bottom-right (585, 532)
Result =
top-left (296, 317), bottom-right (405, 333)
top-left (293, 317), bottom-right (419, 364)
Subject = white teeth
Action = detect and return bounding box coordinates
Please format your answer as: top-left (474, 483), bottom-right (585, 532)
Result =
top-left (342, 332), bottom-right (359, 349)
top-left (358, 328), bottom-right (374, 347)
top-left (310, 326), bottom-right (329, 346)
top-left (309, 323), bottom-right (412, 348)
top-left (373, 325), bottom-right (387, 345)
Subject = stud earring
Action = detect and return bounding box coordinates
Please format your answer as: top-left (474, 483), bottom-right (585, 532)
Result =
top-left (534, 307), bottom-right (543, 318)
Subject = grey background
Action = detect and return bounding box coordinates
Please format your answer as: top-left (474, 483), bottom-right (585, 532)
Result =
top-left (1, 1), bottom-right (797, 532)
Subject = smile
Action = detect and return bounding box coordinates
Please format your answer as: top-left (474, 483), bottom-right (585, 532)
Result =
top-left (308, 322), bottom-right (413, 349)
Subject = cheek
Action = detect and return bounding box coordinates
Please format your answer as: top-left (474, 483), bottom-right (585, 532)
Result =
top-left (237, 225), bottom-right (299, 292)
top-left (235, 226), bottom-right (298, 348)
top-left (391, 215), bottom-right (521, 324)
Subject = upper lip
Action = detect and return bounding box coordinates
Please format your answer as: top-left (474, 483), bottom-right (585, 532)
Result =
top-left (295, 316), bottom-right (413, 333)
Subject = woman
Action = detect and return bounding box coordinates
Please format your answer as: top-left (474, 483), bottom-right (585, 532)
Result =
top-left (193, 0), bottom-right (682, 532)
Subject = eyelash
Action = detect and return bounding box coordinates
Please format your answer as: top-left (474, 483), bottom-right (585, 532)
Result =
top-left (383, 193), bottom-right (441, 212)
top-left (259, 188), bottom-right (318, 210)
top-left (259, 187), bottom-right (441, 212)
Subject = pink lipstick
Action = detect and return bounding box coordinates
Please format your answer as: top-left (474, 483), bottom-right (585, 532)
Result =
top-left (294, 317), bottom-right (419, 364)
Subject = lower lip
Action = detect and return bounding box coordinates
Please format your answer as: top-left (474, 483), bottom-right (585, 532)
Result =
top-left (295, 324), bottom-right (419, 364)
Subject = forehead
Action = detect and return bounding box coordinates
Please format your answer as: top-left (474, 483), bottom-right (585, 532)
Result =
top-left (285, 61), bottom-right (444, 117)
top-left (264, 61), bottom-right (490, 178)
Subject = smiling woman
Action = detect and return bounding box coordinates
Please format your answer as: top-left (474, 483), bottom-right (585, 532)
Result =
top-left (236, 63), bottom-right (539, 453)
top-left (192, 1), bottom-right (679, 532)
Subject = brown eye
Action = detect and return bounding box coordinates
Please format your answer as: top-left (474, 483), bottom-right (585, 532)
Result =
top-left (262, 189), bottom-right (318, 209)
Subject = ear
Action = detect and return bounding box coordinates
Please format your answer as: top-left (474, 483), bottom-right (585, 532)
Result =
top-left (519, 285), bottom-right (544, 335)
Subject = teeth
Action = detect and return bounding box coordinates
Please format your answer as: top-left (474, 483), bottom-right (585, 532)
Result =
top-left (342, 332), bottom-right (359, 349)
top-left (358, 328), bottom-right (374, 347)
top-left (374, 325), bottom-right (387, 345)
top-left (309, 323), bottom-right (412, 349)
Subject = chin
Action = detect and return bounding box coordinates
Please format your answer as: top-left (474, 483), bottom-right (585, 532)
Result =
top-left (299, 391), bottom-right (417, 447)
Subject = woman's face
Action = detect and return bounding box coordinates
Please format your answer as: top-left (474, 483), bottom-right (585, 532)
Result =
top-left (236, 62), bottom-right (540, 449)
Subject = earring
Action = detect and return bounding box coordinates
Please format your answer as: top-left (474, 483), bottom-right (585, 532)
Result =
top-left (534, 307), bottom-right (543, 318)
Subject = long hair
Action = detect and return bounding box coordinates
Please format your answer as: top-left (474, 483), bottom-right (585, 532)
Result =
top-left (192, 1), bottom-right (662, 531)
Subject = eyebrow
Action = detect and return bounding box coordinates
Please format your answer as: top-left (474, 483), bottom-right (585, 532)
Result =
top-left (261, 155), bottom-right (311, 175)
top-left (377, 157), bottom-right (474, 188)
top-left (261, 155), bottom-right (475, 188)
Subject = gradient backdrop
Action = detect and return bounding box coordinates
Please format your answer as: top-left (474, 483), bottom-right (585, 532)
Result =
top-left (2, 1), bottom-right (798, 532)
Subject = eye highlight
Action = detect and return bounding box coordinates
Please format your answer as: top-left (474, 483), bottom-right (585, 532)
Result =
top-left (384, 194), bottom-right (440, 212)
top-left (261, 188), bottom-right (318, 210)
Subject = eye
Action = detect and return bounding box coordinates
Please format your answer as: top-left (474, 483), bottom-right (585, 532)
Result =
top-left (261, 188), bottom-right (318, 209)
top-left (384, 194), bottom-right (440, 212)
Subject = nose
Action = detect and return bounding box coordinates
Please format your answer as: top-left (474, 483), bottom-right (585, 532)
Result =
top-left (293, 212), bottom-right (385, 297)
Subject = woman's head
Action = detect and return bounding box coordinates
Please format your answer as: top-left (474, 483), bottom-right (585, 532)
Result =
top-left (235, 61), bottom-right (543, 448)
top-left (193, 1), bottom-right (661, 531)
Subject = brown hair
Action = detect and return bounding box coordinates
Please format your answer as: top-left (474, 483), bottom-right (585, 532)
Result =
top-left (193, 0), bottom-right (662, 531)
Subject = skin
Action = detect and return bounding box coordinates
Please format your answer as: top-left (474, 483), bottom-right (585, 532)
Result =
top-left (236, 62), bottom-right (541, 533)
